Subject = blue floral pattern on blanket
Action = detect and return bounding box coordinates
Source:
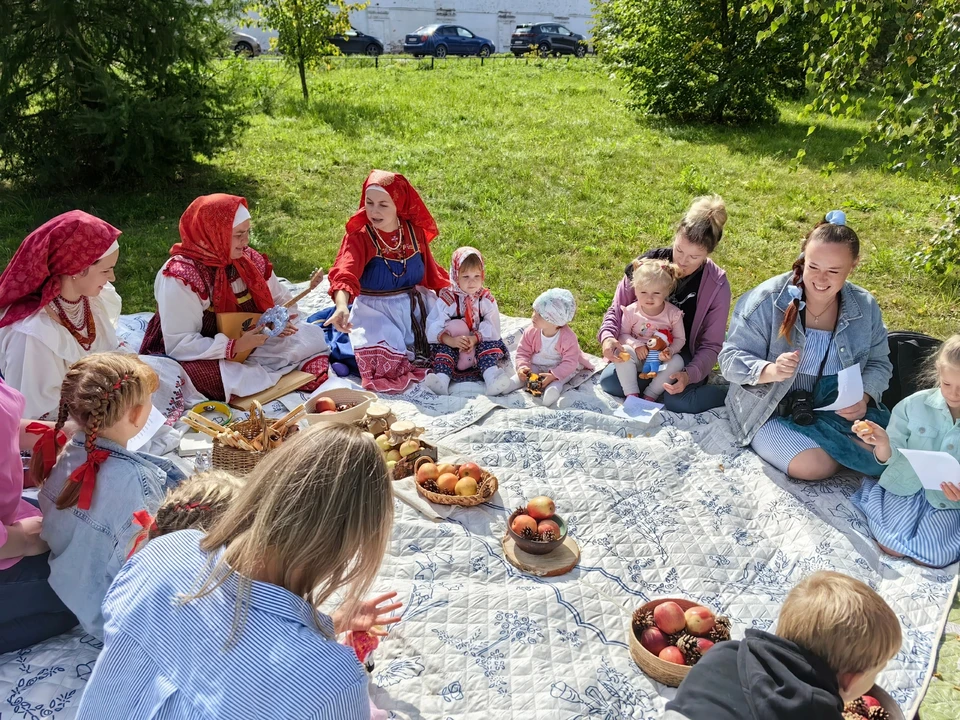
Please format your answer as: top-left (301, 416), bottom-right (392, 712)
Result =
top-left (2, 301), bottom-right (956, 719)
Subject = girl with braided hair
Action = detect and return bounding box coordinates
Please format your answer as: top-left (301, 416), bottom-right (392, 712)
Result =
top-left (33, 352), bottom-right (185, 638)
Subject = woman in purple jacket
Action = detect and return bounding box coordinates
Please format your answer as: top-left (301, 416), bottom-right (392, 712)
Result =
top-left (598, 195), bottom-right (732, 413)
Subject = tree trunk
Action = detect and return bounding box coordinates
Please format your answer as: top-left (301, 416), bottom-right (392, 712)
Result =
top-left (713, 0), bottom-right (730, 123)
top-left (294, 0), bottom-right (308, 100)
top-left (298, 57), bottom-right (308, 100)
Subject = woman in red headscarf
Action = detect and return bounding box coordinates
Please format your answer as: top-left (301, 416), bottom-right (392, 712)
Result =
top-left (326, 170), bottom-right (449, 393)
top-left (140, 194), bottom-right (330, 401)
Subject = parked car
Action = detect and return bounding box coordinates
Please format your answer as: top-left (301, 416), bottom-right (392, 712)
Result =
top-left (510, 23), bottom-right (587, 58)
top-left (403, 25), bottom-right (495, 58)
top-left (230, 31), bottom-right (267, 58)
top-left (331, 27), bottom-right (384, 56)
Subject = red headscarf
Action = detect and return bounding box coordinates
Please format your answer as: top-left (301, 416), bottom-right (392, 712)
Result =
top-left (0, 211), bottom-right (121, 329)
top-left (345, 170), bottom-right (439, 241)
top-left (171, 194), bottom-right (274, 313)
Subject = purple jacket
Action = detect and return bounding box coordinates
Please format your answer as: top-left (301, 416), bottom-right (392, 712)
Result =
top-left (598, 258), bottom-right (731, 385)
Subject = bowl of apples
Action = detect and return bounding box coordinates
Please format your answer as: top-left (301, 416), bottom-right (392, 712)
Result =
top-left (414, 457), bottom-right (498, 506)
top-left (305, 389), bottom-right (376, 425)
top-left (507, 496), bottom-right (567, 555)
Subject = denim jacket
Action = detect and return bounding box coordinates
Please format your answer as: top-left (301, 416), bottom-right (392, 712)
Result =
top-left (39, 434), bottom-right (185, 638)
top-left (878, 388), bottom-right (960, 509)
top-left (719, 272), bottom-right (892, 446)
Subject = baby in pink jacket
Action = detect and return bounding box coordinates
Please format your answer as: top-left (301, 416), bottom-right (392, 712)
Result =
top-left (510, 288), bottom-right (593, 407)
top-left (615, 259), bottom-right (686, 401)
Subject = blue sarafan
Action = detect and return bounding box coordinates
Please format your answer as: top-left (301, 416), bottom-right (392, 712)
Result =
top-left (402, 24), bottom-right (495, 58)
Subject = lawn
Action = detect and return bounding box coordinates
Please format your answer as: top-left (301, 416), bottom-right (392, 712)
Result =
top-left (1, 57), bottom-right (956, 351)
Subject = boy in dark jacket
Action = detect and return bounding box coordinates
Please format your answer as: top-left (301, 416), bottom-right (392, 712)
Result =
top-left (664, 571), bottom-right (902, 720)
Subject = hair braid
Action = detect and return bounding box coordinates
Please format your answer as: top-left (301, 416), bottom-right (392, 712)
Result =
top-left (778, 253), bottom-right (806, 344)
top-left (29, 402), bottom-right (71, 487)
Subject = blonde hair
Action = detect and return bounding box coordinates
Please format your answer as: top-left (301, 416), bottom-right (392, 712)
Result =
top-left (129, 470), bottom-right (243, 556)
top-left (777, 571), bottom-right (901, 674)
top-left (32, 352), bottom-right (158, 509)
top-left (677, 195), bottom-right (727, 252)
top-left (182, 423), bottom-right (394, 645)
top-left (631, 258), bottom-right (682, 296)
top-left (920, 333), bottom-right (960, 388)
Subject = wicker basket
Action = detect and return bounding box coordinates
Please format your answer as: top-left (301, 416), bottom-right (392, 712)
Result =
top-left (304, 388), bottom-right (377, 425)
top-left (212, 401), bottom-right (295, 477)
top-left (391, 441), bottom-right (438, 480)
top-left (412, 457), bottom-right (498, 506)
top-left (628, 597), bottom-right (699, 687)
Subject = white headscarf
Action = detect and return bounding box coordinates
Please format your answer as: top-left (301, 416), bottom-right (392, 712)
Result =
top-left (533, 288), bottom-right (576, 327)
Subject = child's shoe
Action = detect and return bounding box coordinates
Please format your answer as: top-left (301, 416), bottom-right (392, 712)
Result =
top-left (542, 384), bottom-right (562, 407)
top-left (424, 373), bottom-right (450, 395)
top-left (483, 366), bottom-right (513, 396)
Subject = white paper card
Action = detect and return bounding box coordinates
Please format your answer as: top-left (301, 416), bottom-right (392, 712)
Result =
top-left (127, 406), bottom-right (166, 452)
top-left (306, 374), bottom-right (361, 400)
top-left (614, 395), bottom-right (663, 423)
top-left (815, 365), bottom-right (864, 412)
top-left (900, 449), bottom-right (960, 491)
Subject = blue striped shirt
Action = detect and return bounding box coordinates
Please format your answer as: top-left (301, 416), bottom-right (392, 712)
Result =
top-left (76, 529), bottom-right (369, 720)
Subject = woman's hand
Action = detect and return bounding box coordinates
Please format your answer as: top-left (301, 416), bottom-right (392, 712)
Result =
top-left (760, 350), bottom-right (800, 383)
top-left (277, 313), bottom-right (299, 338)
top-left (235, 326), bottom-right (268, 355)
top-left (2, 517), bottom-right (48, 558)
top-left (602, 337), bottom-right (625, 363)
top-left (663, 370), bottom-right (689, 395)
top-left (517, 366), bottom-right (531, 382)
top-left (836, 393), bottom-right (870, 422)
top-left (333, 591), bottom-right (403, 636)
top-left (942, 483), bottom-right (960, 502)
top-left (324, 305), bottom-right (353, 334)
top-left (852, 419), bottom-right (891, 463)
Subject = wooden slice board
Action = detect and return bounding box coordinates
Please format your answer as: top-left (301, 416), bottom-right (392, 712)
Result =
top-left (502, 534), bottom-right (580, 577)
top-left (228, 370), bottom-right (316, 411)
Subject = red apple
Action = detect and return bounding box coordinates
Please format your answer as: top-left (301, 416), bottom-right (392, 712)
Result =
top-left (313, 396), bottom-right (337, 413)
top-left (639, 627), bottom-right (668, 656)
top-left (416, 462), bottom-right (439, 484)
top-left (684, 606), bottom-right (716, 636)
top-left (526, 495), bottom-right (556, 520)
top-left (511, 514), bottom-right (537, 535)
top-left (862, 696), bottom-right (881, 709)
top-left (653, 601), bottom-right (686, 635)
top-left (695, 638), bottom-right (714, 655)
top-left (437, 473), bottom-right (459, 494)
top-left (658, 646), bottom-right (686, 665)
top-left (537, 519), bottom-right (561, 537)
top-left (458, 462), bottom-right (483, 480)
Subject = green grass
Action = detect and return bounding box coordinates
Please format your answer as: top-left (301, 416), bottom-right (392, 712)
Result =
top-left (1, 57), bottom-right (956, 352)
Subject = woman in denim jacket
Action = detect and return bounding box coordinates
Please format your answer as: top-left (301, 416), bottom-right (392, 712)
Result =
top-left (719, 212), bottom-right (892, 481)
top-left (851, 335), bottom-right (960, 567)
top-left (33, 353), bottom-right (184, 639)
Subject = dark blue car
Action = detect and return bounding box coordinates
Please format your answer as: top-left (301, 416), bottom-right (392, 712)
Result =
top-left (403, 24), bottom-right (495, 58)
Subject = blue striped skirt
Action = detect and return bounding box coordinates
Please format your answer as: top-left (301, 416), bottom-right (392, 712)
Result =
top-left (851, 478), bottom-right (960, 568)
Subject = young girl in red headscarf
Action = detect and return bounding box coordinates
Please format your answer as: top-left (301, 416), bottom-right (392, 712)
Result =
top-left (0, 211), bottom-right (199, 423)
top-left (325, 171), bottom-right (449, 393)
top-left (140, 194), bottom-right (330, 401)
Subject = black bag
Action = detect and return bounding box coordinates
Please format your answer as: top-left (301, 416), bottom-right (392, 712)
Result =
top-left (882, 331), bottom-right (942, 409)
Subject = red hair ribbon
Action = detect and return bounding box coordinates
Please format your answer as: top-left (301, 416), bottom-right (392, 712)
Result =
top-left (176, 502), bottom-right (211, 512)
top-left (127, 509), bottom-right (158, 559)
top-left (25, 423), bottom-right (67, 475)
top-left (68, 448), bottom-right (110, 511)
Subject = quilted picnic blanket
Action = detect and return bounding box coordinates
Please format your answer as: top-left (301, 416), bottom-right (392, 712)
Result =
top-left (1, 280), bottom-right (957, 719)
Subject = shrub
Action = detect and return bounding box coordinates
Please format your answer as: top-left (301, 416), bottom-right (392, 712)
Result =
top-left (0, 0), bottom-right (250, 187)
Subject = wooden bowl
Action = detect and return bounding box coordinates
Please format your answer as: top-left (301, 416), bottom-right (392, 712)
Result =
top-left (863, 686), bottom-right (905, 720)
top-left (628, 597), bottom-right (699, 687)
top-left (506, 509), bottom-right (567, 555)
top-left (305, 388), bottom-right (376, 425)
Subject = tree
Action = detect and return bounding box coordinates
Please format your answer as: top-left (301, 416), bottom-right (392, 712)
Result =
top-left (0, 0), bottom-right (250, 187)
top-left (593, 0), bottom-right (810, 125)
top-left (750, 0), bottom-right (960, 276)
top-left (247, 0), bottom-right (366, 101)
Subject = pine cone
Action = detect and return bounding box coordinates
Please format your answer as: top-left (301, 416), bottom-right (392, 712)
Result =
top-left (666, 632), bottom-right (685, 647)
top-left (632, 608), bottom-right (655, 632)
top-left (866, 707), bottom-right (890, 720)
top-left (674, 633), bottom-right (700, 665)
top-left (843, 713), bottom-right (865, 720)
top-left (422, 479), bottom-right (440, 494)
top-left (521, 527), bottom-right (538, 540)
top-left (708, 615), bottom-right (732, 643)
top-left (513, 506), bottom-right (526, 517)
top-left (844, 698), bottom-right (867, 717)
top-left (540, 530), bottom-right (557, 542)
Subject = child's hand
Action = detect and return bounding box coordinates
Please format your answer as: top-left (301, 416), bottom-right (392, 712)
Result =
top-left (517, 366), bottom-right (530, 382)
top-left (660, 347), bottom-right (671, 361)
top-left (334, 591), bottom-right (403, 636)
top-left (852, 419), bottom-right (888, 447)
top-left (540, 372), bottom-right (557, 387)
top-left (441, 333), bottom-right (461, 349)
top-left (942, 483), bottom-right (960, 502)
top-left (636, 346), bottom-right (649, 361)
top-left (458, 335), bottom-right (477, 351)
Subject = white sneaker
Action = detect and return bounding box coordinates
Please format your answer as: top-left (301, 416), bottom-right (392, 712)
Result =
top-left (541, 384), bottom-right (562, 407)
top-left (483, 367), bottom-right (513, 396)
top-left (424, 373), bottom-right (450, 395)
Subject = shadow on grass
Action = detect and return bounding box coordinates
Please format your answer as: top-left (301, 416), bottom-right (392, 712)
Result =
top-left (287, 95), bottom-right (404, 138)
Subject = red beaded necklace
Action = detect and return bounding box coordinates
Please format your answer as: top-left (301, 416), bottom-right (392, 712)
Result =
top-left (52, 295), bottom-right (97, 351)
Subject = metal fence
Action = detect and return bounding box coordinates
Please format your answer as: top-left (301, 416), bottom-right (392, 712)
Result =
top-left (254, 52), bottom-right (595, 71)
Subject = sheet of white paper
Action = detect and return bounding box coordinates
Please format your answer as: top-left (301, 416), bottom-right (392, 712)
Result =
top-left (307, 375), bottom-right (361, 400)
top-left (815, 364), bottom-right (864, 412)
top-left (900, 449), bottom-right (960, 491)
top-left (613, 395), bottom-right (663, 423)
top-left (127, 406), bottom-right (166, 452)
